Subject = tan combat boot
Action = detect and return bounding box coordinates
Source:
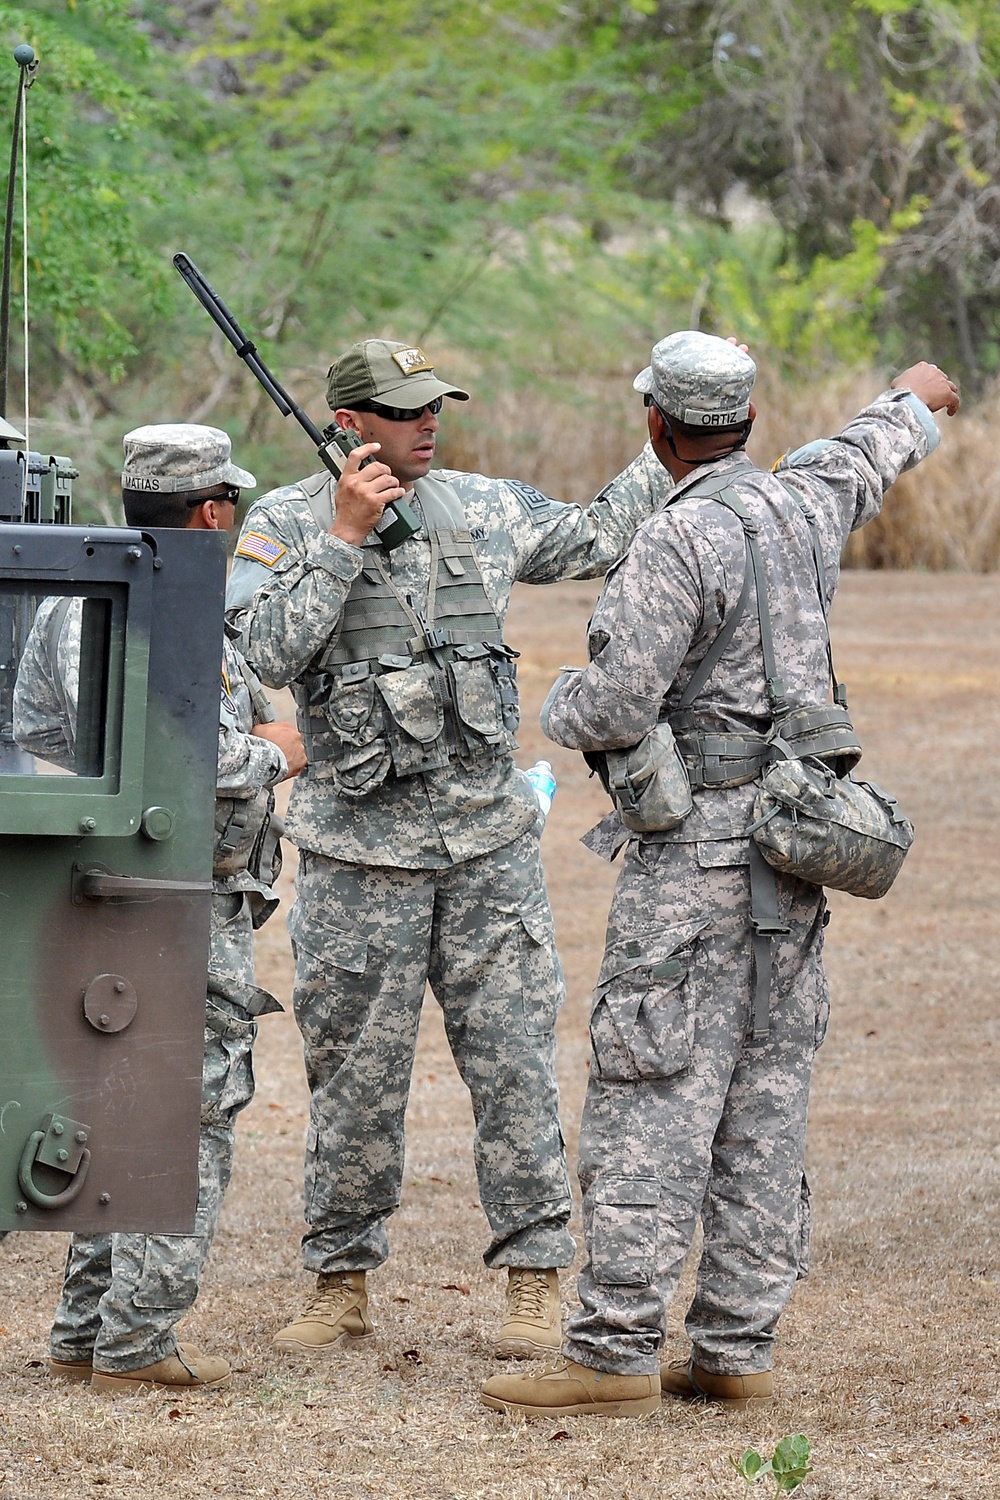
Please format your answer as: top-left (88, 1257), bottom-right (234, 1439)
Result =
top-left (495, 1268), bottom-right (562, 1359)
top-left (660, 1357), bottom-right (773, 1411)
top-left (48, 1357), bottom-right (94, 1383)
top-left (482, 1357), bottom-right (660, 1417)
top-left (272, 1270), bottom-right (373, 1356)
top-left (91, 1342), bottom-right (231, 1395)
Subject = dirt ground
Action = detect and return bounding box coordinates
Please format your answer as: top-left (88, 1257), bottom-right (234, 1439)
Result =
top-left (3, 571), bottom-right (1000, 1499)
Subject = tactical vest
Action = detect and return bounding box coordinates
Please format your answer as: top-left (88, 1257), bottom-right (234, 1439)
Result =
top-left (298, 473), bottom-right (519, 799)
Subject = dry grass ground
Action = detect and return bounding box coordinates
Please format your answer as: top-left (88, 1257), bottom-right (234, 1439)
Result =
top-left (3, 572), bottom-right (1000, 1499)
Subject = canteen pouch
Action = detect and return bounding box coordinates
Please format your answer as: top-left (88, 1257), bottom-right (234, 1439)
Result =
top-left (592, 722), bottom-right (694, 834)
top-left (773, 703), bottom-right (862, 777)
top-left (751, 756), bottom-right (914, 899)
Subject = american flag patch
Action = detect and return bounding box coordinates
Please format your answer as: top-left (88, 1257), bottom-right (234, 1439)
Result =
top-left (237, 531), bottom-right (286, 567)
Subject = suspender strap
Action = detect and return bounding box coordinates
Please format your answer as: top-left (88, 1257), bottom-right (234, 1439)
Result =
top-left (676, 531), bottom-right (753, 711)
top-left (777, 479), bottom-right (848, 708)
top-left (670, 462), bottom-right (755, 711)
top-left (748, 840), bottom-right (791, 1043)
top-left (709, 488), bottom-right (787, 716)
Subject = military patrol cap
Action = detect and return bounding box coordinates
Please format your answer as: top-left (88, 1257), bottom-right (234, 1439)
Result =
top-left (634, 331), bottom-right (756, 428)
top-left (327, 339), bottom-right (470, 411)
top-left (121, 423), bottom-right (256, 494)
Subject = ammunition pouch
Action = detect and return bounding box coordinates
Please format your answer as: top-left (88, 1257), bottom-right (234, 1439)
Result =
top-left (584, 723), bottom-right (693, 833)
top-left (302, 644), bottom-right (519, 800)
top-left (213, 788), bottom-right (272, 881)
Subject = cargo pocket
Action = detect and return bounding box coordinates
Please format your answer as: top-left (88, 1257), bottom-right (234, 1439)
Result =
top-left (589, 918), bottom-right (708, 1082)
top-left (202, 999), bottom-right (257, 1123)
top-left (377, 665), bottom-right (449, 777)
top-left (450, 657), bottom-right (503, 746)
top-left (590, 1177), bottom-right (660, 1286)
top-left (288, 902), bottom-right (369, 976)
top-left (133, 1237), bottom-right (200, 1310)
top-left (518, 897), bottom-right (564, 1035)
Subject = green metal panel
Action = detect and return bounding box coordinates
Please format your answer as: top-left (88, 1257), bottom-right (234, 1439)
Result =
top-left (0, 525), bottom-right (226, 1233)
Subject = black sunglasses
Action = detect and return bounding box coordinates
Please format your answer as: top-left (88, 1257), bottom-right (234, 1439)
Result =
top-left (355, 395), bottom-right (444, 422)
top-left (185, 484), bottom-right (240, 507)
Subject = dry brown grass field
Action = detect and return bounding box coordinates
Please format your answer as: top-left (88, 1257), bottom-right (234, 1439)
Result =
top-left (3, 571), bottom-right (1000, 1499)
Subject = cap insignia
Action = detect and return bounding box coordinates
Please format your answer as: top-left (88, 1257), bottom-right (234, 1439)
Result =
top-left (391, 347), bottom-right (434, 377)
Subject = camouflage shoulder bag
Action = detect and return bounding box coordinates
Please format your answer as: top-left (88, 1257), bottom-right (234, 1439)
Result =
top-left (713, 483), bottom-right (914, 899)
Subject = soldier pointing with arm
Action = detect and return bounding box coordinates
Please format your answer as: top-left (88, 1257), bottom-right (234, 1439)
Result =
top-left (480, 333), bottom-right (959, 1417)
top-left (226, 338), bottom-right (662, 1359)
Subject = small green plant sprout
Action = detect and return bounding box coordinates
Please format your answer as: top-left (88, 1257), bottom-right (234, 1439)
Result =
top-left (732, 1434), bottom-right (813, 1496)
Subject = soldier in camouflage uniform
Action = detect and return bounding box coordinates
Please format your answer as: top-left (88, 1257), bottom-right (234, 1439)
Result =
top-left (481, 334), bottom-right (960, 1417)
top-left (226, 340), bottom-right (662, 1358)
top-left (15, 425), bottom-right (305, 1394)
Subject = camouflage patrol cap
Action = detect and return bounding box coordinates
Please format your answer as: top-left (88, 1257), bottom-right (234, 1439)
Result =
top-left (327, 339), bottom-right (470, 411)
top-left (121, 424), bottom-right (256, 495)
top-left (634, 331), bottom-right (756, 428)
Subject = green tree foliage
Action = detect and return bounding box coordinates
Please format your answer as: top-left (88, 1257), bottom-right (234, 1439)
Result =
top-left (574, 0), bottom-right (1000, 382)
top-left (9, 0), bottom-right (1000, 431)
top-left (184, 1), bottom-right (632, 362)
top-left (0, 0), bottom-right (170, 393)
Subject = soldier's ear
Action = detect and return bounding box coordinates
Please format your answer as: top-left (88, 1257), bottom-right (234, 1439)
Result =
top-left (335, 409), bottom-right (364, 438)
top-left (184, 501), bottom-right (217, 531)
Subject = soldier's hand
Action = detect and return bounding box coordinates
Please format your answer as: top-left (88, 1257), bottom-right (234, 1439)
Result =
top-left (253, 721), bottom-right (307, 779)
top-left (331, 442), bottom-right (406, 548)
top-left (892, 362), bottom-right (961, 417)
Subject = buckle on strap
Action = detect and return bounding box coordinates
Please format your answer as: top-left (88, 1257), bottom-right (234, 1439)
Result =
top-left (750, 914), bottom-right (791, 937)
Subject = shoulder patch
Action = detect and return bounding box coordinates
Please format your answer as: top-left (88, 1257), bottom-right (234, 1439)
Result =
top-left (505, 478), bottom-right (556, 515)
top-left (237, 531), bottom-right (287, 567)
top-left (781, 438), bottom-right (834, 468)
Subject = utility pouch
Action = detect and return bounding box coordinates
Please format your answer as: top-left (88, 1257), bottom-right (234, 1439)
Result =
top-left (450, 655), bottom-right (505, 745)
top-left (213, 790), bottom-right (271, 880)
top-left (750, 754), bottom-right (914, 898)
top-left (375, 664), bottom-right (450, 777)
top-left (588, 722), bottom-right (694, 833)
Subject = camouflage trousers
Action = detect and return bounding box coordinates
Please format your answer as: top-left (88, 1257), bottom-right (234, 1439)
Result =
top-left (49, 894), bottom-right (258, 1374)
top-left (565, 837), bottom-right (828, 1378)
top-left (289, 829), bottom-right (575, 1273)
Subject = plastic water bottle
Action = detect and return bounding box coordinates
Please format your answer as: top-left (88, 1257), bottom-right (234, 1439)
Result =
top-left (525, 759), bottom-right (557, 820)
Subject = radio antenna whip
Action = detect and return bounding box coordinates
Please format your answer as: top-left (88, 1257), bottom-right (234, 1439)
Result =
top-left (0, 44), bottom-right (37, 420)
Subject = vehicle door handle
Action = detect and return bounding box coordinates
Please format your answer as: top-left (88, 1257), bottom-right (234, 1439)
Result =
top-left (72, 863), bottom-right (213, 903)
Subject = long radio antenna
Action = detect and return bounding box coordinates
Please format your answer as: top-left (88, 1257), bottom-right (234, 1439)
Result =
top-left (0, 44), bottom-right (37, 420)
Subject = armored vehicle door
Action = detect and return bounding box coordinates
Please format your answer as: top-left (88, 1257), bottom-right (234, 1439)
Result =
top-left (0, 523), bottom-right (226, 1233)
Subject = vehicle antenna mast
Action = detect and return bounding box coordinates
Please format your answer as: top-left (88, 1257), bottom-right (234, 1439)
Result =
top-left (0, 44), bottom-right (37, 419)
